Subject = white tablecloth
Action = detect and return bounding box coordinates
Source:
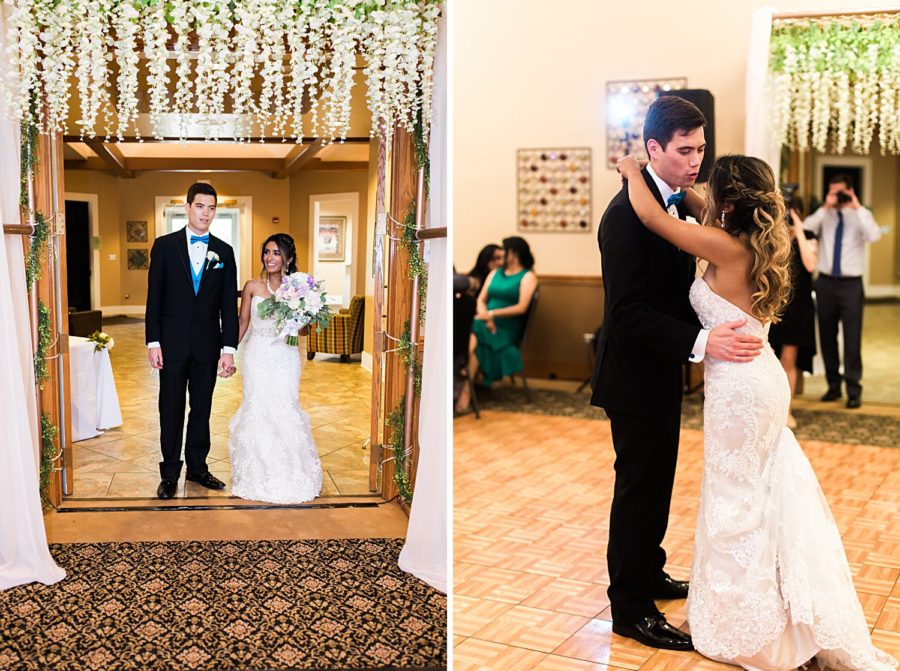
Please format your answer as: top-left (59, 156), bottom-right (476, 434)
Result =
top-left (69, 336), bottom-right (123, 442)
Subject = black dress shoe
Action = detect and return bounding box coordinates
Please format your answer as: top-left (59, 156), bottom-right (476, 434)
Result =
top-left (186, 472), bottom-right (226, 490)
top-left (157, 478), bottom-right (177, 499)
top-left (846, 396), bottom-right (861, 409)
top-left (612, 613), bottom-right (693, 651)
top-left (821, 389), bottom-right (842, 401)
top-left (651, 576), bottom-right (689, 600)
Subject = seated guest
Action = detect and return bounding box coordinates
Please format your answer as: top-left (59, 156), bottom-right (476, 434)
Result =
top-left (466, 244), bottom-right (504, 295)
top-left (455, 236), bottom-right (538, 414)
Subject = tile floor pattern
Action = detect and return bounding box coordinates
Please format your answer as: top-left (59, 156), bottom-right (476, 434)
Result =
top-left (69, 321), bottom-right (373, 500)
top-left (454, 410), bottom-right (900, 670)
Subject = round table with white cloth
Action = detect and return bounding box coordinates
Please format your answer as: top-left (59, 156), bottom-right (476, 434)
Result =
top-left (69, 336), bottom-right (123, 442)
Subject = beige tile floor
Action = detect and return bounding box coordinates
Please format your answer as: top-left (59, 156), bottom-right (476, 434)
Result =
top-left (454, 410), bottom-right (900, 670)
top-left (799, 302), bottom-right (900, 405)
top-left (68, 321), bottom-right (374, 501)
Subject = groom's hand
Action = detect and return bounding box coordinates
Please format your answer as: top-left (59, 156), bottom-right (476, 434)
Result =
top-left (706, 320), bottom-right (764, 362)
top-left (218, 353), bottom-right (235, 377)
top-left (148, 347), bottom-right (163, 369)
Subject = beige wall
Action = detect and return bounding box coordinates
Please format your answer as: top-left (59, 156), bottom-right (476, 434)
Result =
top-left (65, 167), bottom-right (371, 312)
top-left (454, 0), bottom-right (900, 277)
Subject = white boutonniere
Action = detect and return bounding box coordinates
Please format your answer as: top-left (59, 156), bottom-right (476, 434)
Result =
top-left (206, 251), bottom-right (220, 265)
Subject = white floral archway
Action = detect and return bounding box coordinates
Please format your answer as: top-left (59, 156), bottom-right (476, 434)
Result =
top-left (1, 0), bottom-right (441, 144)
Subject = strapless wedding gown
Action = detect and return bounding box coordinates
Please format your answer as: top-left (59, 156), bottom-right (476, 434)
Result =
top-left (228, 295), bottom-right (323, 504)
top-left (686, 277), bottom-right (896, 671)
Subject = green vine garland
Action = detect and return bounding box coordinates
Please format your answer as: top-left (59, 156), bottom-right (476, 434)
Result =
top-left (386, 395), bottom-right (412, 504)
top-left (20, 117), bottom-right (39, 210)
top-left (386, 115), bottom-right (433, 504)
top-left (26, 212), bottom-right (50, 288)
top-left (400, 320), bottom-right (422, 396)
top-left (39, 412), bottom-right (58, 510)
top-left (34, 301), bottom-right (52, 389)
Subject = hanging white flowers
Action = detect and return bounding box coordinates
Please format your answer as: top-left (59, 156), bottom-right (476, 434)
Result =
top-left (769, 14), bottom-right (900, 155)
top-left (0, 0), bottom-right (443, 144)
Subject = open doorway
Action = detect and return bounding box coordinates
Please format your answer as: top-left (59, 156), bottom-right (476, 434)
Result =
top-left (63, 156), bottom-right (377, 506)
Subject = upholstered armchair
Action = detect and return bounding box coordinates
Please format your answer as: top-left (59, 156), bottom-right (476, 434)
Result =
top-left (307, 295), bottom-right (366, 362)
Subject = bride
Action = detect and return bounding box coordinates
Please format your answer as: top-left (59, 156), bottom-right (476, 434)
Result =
top-left (228, 233), bottom-right (323, 504)
top-left (618, 153), bottom-right (896, 671)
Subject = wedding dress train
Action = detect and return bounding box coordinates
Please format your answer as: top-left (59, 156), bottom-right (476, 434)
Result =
top-left (228, 296), bottom-right (323, 504)
top-left (686, 277), bottom-right (896, 671)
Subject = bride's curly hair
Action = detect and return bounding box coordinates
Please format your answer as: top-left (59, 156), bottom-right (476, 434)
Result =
top-left (702, 155), bottom-right (792, 323)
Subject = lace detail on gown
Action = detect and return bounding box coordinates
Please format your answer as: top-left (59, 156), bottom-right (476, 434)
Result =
top-left (228, 296), bottom-right (323, 504)
top-left (687, 277), bottom-right (896, 671)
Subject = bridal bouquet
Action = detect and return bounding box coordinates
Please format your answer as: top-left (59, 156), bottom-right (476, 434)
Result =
top-left (257, 272), bottom-right (331, 346)
top-left (87, 331), bottom-right (115, 353)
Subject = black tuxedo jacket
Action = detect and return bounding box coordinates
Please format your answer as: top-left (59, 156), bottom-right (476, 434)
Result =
top-left (145, 228), bottom-right (239, 363)
top-left (590, 168), bottom-right (701, 416)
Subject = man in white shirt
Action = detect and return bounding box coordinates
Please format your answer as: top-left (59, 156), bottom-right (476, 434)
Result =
top-left (804, 174), bottom-right (882, 408)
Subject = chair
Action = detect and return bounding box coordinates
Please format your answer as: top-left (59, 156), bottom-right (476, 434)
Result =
top-left (68, 308), bottom-right (102, 338)
top-left (453, 290), bottom-right (480, 419)
top-left (510, 288), bottom-right (539, 403)
top-left (307, 295), bottom-right (366, 362)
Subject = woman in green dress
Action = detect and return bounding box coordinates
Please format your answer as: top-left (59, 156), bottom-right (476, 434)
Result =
top-left (455, 236), bottom-right (538, 414)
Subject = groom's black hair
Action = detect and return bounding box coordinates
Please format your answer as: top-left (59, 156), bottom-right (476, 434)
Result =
top-left (187, 182), bottom-right (218, 204)
top-left (643, 96), bottom-right (707, 152)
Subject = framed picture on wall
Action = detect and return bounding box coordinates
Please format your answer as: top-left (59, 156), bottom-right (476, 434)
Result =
top-left (605, 77), bottom-right (687, 168)
top-left (127, 249), bottom-right (149, 270)
top-left (126, 220), bottom-right (148, 242)
top-left (317, 216), bottom-right (346, 262)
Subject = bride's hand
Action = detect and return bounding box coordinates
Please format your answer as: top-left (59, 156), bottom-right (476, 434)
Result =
top-left (616, 155), bottom-right (642, 180)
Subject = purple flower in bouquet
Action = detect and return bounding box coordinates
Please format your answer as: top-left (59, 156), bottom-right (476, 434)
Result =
top-left (257, 272), bottom-right (331, 346)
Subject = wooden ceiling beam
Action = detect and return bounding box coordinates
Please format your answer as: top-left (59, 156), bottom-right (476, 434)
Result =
top-left (295, 159), bottom-right (369, 172)
top-left (274, 138), bottom-right (326, 179)
top-left (84, 138), bottom-right (134, 178)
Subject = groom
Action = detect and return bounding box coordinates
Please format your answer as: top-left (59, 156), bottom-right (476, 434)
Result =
top-left (146, 182), bottom-right (239, 499)
top-left (591, 97), bottom-right (763, 649)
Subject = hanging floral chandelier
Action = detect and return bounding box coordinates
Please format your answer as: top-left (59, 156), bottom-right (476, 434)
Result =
top-left (769, 13), bottom-right (900, 156)
top-left (0, 0), bottom-right (441, 144)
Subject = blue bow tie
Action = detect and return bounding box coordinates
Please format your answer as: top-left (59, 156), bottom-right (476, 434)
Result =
top-left (666, 191), bottom-right (685, 207)
top-left (190, 234), bottom-right (209, 245)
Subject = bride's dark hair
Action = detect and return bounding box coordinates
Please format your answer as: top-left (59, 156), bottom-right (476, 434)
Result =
top-left (260, 233), bottom-right (298, 275)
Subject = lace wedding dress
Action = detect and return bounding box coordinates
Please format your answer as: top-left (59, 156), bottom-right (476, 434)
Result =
top-left (228, 295), bottom-right (323, 504)
top-left (687, 277), bottom-right (896, 671)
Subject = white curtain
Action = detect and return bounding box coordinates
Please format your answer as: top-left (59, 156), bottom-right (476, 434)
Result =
top-left (0, 5), bottom-right (66, 591)
top-left (745, 7), bottom-right (781, 177)
top-left (398, 7), bottom-right (447, 594)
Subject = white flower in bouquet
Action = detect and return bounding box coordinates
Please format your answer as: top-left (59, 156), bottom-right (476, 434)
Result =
top-left (257, 272), bottom-right (331, 346)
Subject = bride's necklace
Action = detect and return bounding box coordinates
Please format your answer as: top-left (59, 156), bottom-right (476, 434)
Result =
top-left (266, 275), bottom-right (278, 295)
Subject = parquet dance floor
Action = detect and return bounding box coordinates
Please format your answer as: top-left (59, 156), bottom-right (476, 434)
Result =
top-left (454, 410), bottom-right (900, 670)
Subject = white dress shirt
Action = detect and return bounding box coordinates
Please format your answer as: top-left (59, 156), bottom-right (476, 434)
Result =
top-left (646, 164), bottom-right (709, 363)
top-left (803, 205), bottom-right (881, 277)
top-left (147, 225), bottom-right (236, 356)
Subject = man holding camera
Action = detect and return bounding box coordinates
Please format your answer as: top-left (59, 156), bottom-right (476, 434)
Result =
top-left (804, 174), bottom-right (882, 408)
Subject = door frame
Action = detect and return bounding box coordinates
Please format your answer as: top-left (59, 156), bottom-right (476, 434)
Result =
top-left (309, 191), bottom-right (360, 307)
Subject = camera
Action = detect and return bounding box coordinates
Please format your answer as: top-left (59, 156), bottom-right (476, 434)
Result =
top-left (836, 191), bottom-right (852, 205)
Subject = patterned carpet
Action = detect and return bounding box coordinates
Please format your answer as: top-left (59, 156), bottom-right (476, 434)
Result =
top-left (0, 539), bottom-right (446, 671)
top-left (474, 386), bottom-right (900, 448)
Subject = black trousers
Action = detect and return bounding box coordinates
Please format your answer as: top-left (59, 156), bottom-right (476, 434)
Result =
top-left (158, 357), bottom-right (218, 480)
top-left (606, 404), bottom-right (681, 625)
top-left (816, 275), bottom-right (864, 398)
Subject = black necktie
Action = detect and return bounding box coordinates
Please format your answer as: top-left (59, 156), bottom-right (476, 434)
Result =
top-left (831, 211), bottom-right (844, 277)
